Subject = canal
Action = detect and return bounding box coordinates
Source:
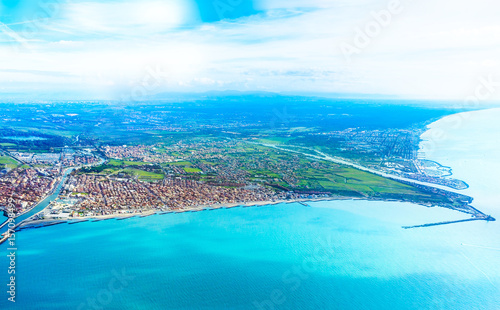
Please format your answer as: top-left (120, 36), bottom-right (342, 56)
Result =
top-left (0, 167), bottom-right (74, 234)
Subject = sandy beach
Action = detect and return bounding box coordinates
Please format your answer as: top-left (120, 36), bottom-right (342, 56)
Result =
top-left (16, 197), bottom-right (363, 229)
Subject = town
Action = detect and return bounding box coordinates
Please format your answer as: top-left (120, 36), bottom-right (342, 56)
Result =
top-left (0, 136), bottom-right (484, 225)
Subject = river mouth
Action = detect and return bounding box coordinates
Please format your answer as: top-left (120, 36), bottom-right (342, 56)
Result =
top-left (0, 168), bottom-right (75, 235)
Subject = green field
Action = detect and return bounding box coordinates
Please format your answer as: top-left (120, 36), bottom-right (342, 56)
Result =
top-left (79, 160), bottom-right (163, 181)
top-left (0, 156), bottom-right (19, 169)
top-left (108, 159), bottom-right (150, 166)
top-left (167, 161), bottom-right (193, 166)
top-left (256, 137), bottom-right (293, 145)
top-left (0, 143), bottom-right (16, 147)
top-left (184, 167), bottom-right (202, 173)
top-left (123, 168), bottom-right (164, 180)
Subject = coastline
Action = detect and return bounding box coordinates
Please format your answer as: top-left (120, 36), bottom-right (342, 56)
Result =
top-left (15, 193), bottom-right (491, 232)
top-left (7, 111), bottom-right (499, 234)
top-left (15, 197), bottom-right (360, 230)
top-left (419, 107), bottom-right (500, 217)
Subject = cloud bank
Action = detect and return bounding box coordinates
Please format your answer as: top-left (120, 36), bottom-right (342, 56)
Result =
top-left (1, 0), bottom-right (500, 101)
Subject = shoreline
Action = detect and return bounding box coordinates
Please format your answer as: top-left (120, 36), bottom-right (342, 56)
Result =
top-left (12, 195), bottom-right (493, 235)
top-left (14, 194), bottom-right (481, 231)
top-left (5, 117), bottom-right (496, 234)
top-left (15, 197), bottom-right (360, 229)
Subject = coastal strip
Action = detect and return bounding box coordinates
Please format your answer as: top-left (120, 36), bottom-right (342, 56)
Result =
top-left (2, 195), bottom-right (494, 238)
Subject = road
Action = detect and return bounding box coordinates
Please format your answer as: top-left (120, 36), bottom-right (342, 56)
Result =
top-left (254, 142), bottom-right (468, 196)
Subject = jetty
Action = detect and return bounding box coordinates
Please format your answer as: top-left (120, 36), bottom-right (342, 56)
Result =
top-left (117, 216), bottom-right (136, 220)
top-left (16, 220), bottom-right (67, 231)
top-left (402, 215), bottom-right (495, 229)
top-left (0, 233), bottom-right (10, 245)
top-left (68, 219), bottom-right (89, 225)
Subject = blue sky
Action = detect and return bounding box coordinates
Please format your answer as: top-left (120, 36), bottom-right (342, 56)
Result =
top-left (1, 0), bottom-right (500, 101)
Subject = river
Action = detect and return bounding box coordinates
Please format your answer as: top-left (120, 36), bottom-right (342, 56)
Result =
top-left (0, 168), bottom-right (74, 235)
top-left (0, 155), bottom-right (105, 234)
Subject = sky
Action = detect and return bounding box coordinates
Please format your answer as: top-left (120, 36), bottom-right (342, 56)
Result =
top-left (1, 0), bottom-right (500, 101)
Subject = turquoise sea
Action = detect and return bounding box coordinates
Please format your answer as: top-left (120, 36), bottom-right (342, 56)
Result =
top-left (1, 200), bottom-right (500, 310)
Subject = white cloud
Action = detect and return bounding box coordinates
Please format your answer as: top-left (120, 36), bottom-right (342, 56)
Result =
top-left (60, 0), bottom-right (198, 34)
top-left (1, 0), bottom-right (500, 101)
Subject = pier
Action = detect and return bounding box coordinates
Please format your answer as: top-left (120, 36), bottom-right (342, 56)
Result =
top-left (402, 216), bottom-right (495, 229)
top-left (14, 220), bottom-right (67, 232)
top-left (117, 216), bottom-right (136, 220)
top-left (0, 233), bottom-right (9, 245)
top-left (68, 219), bottom-right (89, 224)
